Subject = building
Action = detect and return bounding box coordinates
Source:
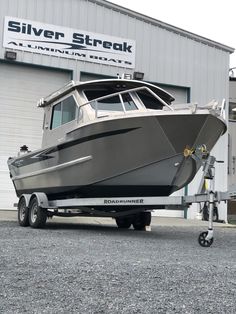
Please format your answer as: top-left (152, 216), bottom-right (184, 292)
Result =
top-left (228, 76), bottom-right (236, 221)
top-left (0, 0), bottom-right (234, 220)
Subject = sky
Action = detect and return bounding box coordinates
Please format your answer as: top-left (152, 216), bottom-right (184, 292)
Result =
top-left (110, 0), bottom-right (236, 70)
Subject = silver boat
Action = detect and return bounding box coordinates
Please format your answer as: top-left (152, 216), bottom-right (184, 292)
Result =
top-left (8, 78), bottom-right (226, 200)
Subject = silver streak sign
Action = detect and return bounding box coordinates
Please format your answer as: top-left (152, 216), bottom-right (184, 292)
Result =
top-left (3, 16), bottom-right (135, 68)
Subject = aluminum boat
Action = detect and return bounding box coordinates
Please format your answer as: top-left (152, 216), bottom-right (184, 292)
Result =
top-left (8, 78), bottom-right (227, 200)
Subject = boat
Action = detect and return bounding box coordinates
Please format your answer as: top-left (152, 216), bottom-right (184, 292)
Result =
top-left (8, 78), bottom-right (227, 201)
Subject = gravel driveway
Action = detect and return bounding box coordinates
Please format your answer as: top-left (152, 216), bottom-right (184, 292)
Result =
top-left (0, 218), bottom-right (235, 314)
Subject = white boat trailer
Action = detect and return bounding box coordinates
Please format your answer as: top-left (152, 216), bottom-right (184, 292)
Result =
top-left (17, 154), bottom-right (236, 247)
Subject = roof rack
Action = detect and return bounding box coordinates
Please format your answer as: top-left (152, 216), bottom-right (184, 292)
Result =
top-left (37, 80), bottom-right (76, 107)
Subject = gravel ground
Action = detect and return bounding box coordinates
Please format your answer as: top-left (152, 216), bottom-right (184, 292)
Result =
top-left (0, 220), bottom-right (235, 314)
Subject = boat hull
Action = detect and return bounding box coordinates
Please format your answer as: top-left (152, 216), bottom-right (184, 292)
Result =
top-left (8, 112), bottom-right (226, 199)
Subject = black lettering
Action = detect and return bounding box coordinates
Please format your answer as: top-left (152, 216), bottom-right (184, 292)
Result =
top-left (37, 46), bottom-right (50, 51)
top-left (27, 24), bottom-right (31, 34)
top-left (7, 41), bottom-right (18, 45)
top-left (124, 61), bottom-right (132, 65)
top-left (85, 35), bottom-right (92, 45)
top-left (108, 58), bottom-right (117, 63)
top-left (90, 55), bottom-right (98, 59)
top-left (55, 32), bottom-right (64, 40)
top-left (103, 41), bottom-right (112, 49)
top-left (32, 27), bottom-right (43, 36)
top-left (99, 57), bottom-right (108, 61)
top-left (22, 23), bottom-right (27, 34)
top-left (43, 30), bottom-right (54, 38)
top-left (8, 21), bottom-right (21, 32)
top-left (72, 33), bottom-right (84, 44)
top-left (74, 52), bottom-right (86, 57)
top-left (113, 43), bottom-right (123, 51)
top-left (123, 42), bottom-right (132, 53)
top-left (93, 39), bottom-right (102, 47)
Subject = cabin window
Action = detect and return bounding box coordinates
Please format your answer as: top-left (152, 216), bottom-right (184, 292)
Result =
top-left (51, 103), bottom-right (62, 129)
top-left (122, 93), bottom-right (137, 111)
top-left (91, 95), bottom-right (123, 111)
top-left (136, 91), bottom-right (164, 110)
top-left (84, 90), bottom-right (137, 111)
top-left (62, 96), bottom-right (76, 124)
top-left (51, 96), bottom-right (76, 129)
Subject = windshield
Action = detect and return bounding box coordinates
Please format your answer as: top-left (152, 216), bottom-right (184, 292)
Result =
top-left (136, 91), bottom-right (165, 110)
top-left (84, 90), bottom-right (138, 112)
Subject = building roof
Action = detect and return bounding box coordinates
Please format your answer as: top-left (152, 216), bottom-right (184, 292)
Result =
top-left (89, 0), bottom-right (234, 54)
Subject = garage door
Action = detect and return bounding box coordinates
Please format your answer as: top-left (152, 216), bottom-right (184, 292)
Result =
top-left (0, 63), bottom-right (71, 209)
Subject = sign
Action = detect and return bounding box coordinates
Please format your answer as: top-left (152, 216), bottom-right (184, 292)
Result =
top-left (3, 16), bottom-right (135, 68)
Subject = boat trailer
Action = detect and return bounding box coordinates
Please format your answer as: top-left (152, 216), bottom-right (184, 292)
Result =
top-left (17, 154), bottom-right (236, 247)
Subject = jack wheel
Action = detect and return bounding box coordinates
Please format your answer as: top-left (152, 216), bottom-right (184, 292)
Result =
top-left (29, 196), bottom-right (47, 228)
top-left (18, 197), bottom-right (29, 227)
top-left (198, 231), bottom-right (214, 247)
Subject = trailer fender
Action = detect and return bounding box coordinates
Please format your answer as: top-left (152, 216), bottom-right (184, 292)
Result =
top-left (19, 194), bottom-right (31, 208)
top-left (30, 193), bottom-right (49, 209)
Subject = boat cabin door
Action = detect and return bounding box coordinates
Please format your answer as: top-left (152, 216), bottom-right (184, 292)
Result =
top-left (42, 94), bottom-right (79, 147)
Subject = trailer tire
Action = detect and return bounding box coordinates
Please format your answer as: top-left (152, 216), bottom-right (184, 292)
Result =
top-left (116, 217), bottom-right (132, 229)
top-left (29, 196), bottom-right (47, 228)
top-left (133, 212), bottom-right (151, 230)
top-left (18, 197), bottom-right (29, 227)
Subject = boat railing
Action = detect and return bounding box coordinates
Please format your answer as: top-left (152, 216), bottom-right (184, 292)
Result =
top-left (80, 86), bottom-right (174, 117)
top-left (37, 80), bottom-right (76, 107)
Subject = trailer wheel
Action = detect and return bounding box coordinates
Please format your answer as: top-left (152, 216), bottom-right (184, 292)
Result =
top-left (116, 217), bottom-right (132, 229)
top-left (133, 212), bottom-right (151, 230)
top-left (29, 196), bottom-right (47, 228)
top-left (18, 197), bottom-right (29, 227)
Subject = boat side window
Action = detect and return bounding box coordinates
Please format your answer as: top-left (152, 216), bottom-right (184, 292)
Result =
top-left (51, 96), bottom-right (76, 129)
top-left (51, 103), bottom-right (62, 129)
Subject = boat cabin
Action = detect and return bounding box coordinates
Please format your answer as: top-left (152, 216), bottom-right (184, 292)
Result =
top-left (38, 79), bottom-right (175, 147)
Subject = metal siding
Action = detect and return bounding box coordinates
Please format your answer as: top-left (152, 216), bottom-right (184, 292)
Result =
top-left (1, 0), bottom-right (230, 84)
top-left (163, 86), bottom-right (188, 104)
top-left (0, 63), bottom-right (71, 209)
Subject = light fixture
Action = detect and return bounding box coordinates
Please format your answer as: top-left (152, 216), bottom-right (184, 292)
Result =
top-left (4, 50), bottom-right (17, 61)
top-left (133, 71), bottom-right (144, 80)
top-left (121, 73), bottom-right (132, 80)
